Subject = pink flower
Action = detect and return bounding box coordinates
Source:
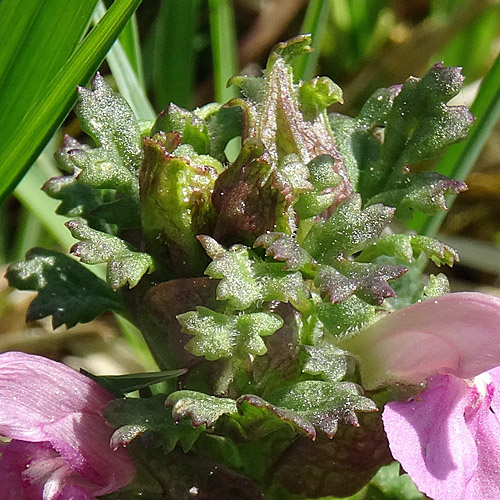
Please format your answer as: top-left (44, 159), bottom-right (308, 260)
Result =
top-left (341, 292), bottom-right (500, 500)
top-left (0, 351), bottom-right (135, 500)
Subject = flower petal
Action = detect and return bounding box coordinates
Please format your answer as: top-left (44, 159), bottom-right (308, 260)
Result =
top-left (340, 292), bottom-right (500, 389)
top-left (0, 351), bottom-right (111, 440)
top-left (382, 374), bottom-right (477, 500)
top-left (0, 440), bottom-right (52, 499)
top-left (461, 373), bottom-right (500, 499)
top-left (0, 352), bottom-right (135, 495)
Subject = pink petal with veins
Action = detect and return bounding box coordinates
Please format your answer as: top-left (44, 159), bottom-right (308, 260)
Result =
top-left (0, 352), bottom-right (134, 498)
top-left (340, 292), bottom-right (500, 390)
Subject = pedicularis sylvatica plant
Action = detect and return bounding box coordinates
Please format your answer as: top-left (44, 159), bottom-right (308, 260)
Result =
top-left (4, 36), bottom-right (500, 500)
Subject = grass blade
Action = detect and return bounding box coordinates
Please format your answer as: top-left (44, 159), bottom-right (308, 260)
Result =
top-left (152, 0), bottom-right (201, 110)
top-left (118, 13), bottom-right (145, 85)
top-left (0, 0), bottom-right (143, 205)
top-left (209, 0), bottom-right (239, 103)
top-left (13, 154), bottom-right (77, 251)
top-left (294, 0), bottom-right (330, 81)
top-left (0, 1), bottom-right (98, 146)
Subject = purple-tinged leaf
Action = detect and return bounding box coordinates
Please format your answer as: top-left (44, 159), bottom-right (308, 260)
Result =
top-left (271, 412), bottom-right (392, 498)
top-left (211, 139), bottom-right (281, 245)
top-left (254, 232), bottom-right (314, 272)
top-left (267, 380), bottom-right (377, 439)
top-left (315, 262), bottom-right (407, 306)
top-left (367, 172), bottom-right (467, 221)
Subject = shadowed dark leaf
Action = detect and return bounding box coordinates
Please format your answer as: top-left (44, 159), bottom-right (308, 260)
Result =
top-left (145, 277), bottom-right (219, 368)
top-left (6, 248), bottom-right (123, 328)
top-left (271, 412), bottom-right (392, 498)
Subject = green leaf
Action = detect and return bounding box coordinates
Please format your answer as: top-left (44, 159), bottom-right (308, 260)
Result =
top-left (302, 345), bottom-right (355, 383)
top-left (362, 64), bottom-right (474, 199)
top-left (202, 104), bottom-right (243, 161)
top-left (233, 395), bottom-right (316, 440)
top-left (366, 462), bottom-right (424, 500)
top-left (358, 234), bottom-right (459, 267)
top-left (254, 232), bottom-right (314, 272)
top-left (178, 306), bottom-right (283, 361)
top-left (106, 395), bottom-right (203, 453)
top-left (268, 35), bottom-right (313, 68)
top-left (317, 296), bottom-right (378, 338)
top-left (83, 368), bottom-right (186, 396)
top-left (152, 104), bottom-right (210, 154)
top-left (6, 247), bottom-right (123, 328)
top-left (329, 86), bottom-right (401, 189)
top-left (294, 154), bottom-right (342, 219)
top-left (66, 219), bottom-right (154, 289)
top-left (299, 77), bottom-right (343, 116)
top-left (140, 135), bottom-right (220, 277)
top-left (302, 194), bottom-right (394, 262)
top-left (200, 237), bottom-right (309, 310)
top-left (268, 380), bottom-right (377, 438)
top-left (166, 390), bottom-right (238, 427)
top-left (420, 273), bottom-right (451, 300)
top-left (0, 0), bottom-right (142, 204)
top-left (42, 156), bottom-right (103, 221)
top-left (76, 72), bottom-right (142, 176)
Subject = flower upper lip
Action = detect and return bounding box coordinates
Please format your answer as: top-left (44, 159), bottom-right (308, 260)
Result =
top-left (338, 292), bottom-right (500, 390)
